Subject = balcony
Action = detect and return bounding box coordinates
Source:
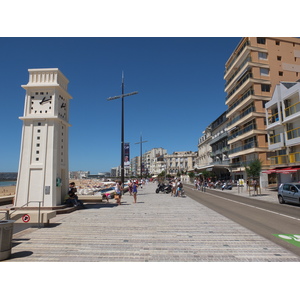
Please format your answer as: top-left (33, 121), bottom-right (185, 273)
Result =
top-left (226, 89), bottom-right (254, 117)
top-left (224, 40), bottom-right (250, 78)
top-left (270, 152), bottom-right (300, 166)
top-left (228, 140), bottom-right (258, 155)
top-left (227, 105), bottom-right (255, 128)
top-left (228, 123), bottom-right (256, 142)
top-left (287, 127), bottom-right (300, 140)
top-left (225, 57), bottom-right (252, 93)
top-left (269, 134), bottom-right (281, 145)
top-left (290, 152), bottom-right (300, 163)
top-left (284, 101), bottom-right (300, 119)
top-left (268, 112), bottom-right (279, 125)
top-left (226, 73), bottom-right (253, 105)
top-left (270, 154), bottom-right (289, 165)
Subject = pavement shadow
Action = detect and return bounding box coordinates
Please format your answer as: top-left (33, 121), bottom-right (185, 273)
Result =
top-left (9, 251), bottom-right (33, 259)
top-left (84, 203), bottom-right (118, 209)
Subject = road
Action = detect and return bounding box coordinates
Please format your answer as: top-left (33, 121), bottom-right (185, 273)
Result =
top-left (184, 185), bottom-right (300, 257)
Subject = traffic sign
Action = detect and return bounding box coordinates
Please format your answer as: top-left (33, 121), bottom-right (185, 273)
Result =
top-left (22, 214), bottom-right (30, 223)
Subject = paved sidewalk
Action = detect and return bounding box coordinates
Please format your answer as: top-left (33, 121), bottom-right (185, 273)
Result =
top-left (5, 183), bottom-right (300, 262)
top-left (187, 183), bottom-right (279, 203)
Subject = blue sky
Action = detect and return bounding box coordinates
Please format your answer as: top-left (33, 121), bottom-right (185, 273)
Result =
top-left (0, 37), bottom-right (243, 173)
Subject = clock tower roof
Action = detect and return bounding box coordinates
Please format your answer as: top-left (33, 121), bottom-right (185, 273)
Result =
top-left (22, 68), bottom-right (70, 92)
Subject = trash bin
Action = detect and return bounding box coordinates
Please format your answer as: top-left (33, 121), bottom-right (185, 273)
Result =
top-left (0, 220), bottom-right (15, 261)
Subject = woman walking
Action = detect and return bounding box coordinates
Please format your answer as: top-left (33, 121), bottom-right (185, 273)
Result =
top-left (115, 180), bottom-right (122, 205)
top-left (132, 180), bottom-right (138, 203)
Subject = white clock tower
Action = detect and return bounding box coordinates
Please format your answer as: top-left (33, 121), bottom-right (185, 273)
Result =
top-left (15, 68), bottom-right (72, 208)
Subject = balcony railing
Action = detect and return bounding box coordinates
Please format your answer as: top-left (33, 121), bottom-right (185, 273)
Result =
top-left (269, 134), bottom-right (281, 145)
top-left (225, 40), bottom-right (250, 75)
top-left (228, 123), bottom-right (256, 141)
top-left (225, 57), bottom-right (252, 89)
top-left (226, 73), bottom-right (253, 101)
top-left (269, 152), bottom-right (300, 165)
top-left (270, 154), bottom-right (289, 165)
top-left (227, 105), bottom-right (255, 127)
top-left (287, 127), bottom-right (300, 140)
top-left (290, 152), bottom-right (300, 163)
top-left (285, 101), bottom-right (300, 117)
top-left (268, 112), bottom-right (279, 124)
top-left (228, 140), bottom-right (258, 155)
top-left (227, 88), bottom-right (254, 114)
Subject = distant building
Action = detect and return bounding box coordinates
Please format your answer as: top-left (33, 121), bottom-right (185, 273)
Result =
top-left (110, 167), bottom-right (117, 177)
top-left (195, 125), bottom-right (213, 171)
top-left (164, 151), bottom-right (197, 176)
top-left (144, 148), bottom-right (167, 176)
top-left (69, 171), bottom-right (90, 179)
top-left (209, 111), bottom-right (230, 180)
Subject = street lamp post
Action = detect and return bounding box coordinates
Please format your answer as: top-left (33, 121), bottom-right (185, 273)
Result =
top-left (135, 134), bottom-right (148, 179)
top-left (107, 73), bottom-right (138, 184)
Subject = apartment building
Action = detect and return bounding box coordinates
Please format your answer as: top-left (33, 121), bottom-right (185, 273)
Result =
top-left (195, 112), bottom-right (230, 180)
top-left (165, 151), bottom-right (197, 176)
top-left (265, 81), bottom-right (300, 185)
top-left (224, 37), bottom-right (300, 180)
top-left (195, 125), bottom-right (212, 170)
top-left (144, 148), bottom-right (167, 175)
top-left (209, 111), bottom-right (230, 180)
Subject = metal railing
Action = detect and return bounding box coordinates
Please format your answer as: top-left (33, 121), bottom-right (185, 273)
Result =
top-left (268, 112), bottom-right (279, 124)
top-left (269, 134), bottom-right (281, 144)
top-left (285, 101), bottom-right (300, 117)
top-left (0, 201), bottom-right (42, 228)
top-left (287, 127), bottom-right (300, 140)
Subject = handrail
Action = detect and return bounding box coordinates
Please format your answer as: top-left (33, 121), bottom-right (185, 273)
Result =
top-left (285, 101), bottom-right (300, 117)
top-left (0, 211), bottom-right (10, 221)
top-left (3, 200), bottom-right (42, 229)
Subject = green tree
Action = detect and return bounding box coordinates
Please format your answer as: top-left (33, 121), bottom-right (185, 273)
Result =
top-left (188, 171), bottom-right (195, 179)
top-left (245, 159), bottom-right (262, 179)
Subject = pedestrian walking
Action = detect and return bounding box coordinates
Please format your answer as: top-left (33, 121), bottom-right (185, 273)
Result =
top-left (132, 180), bottom-right (138, 203)
top-left (115, 180), bottom-right (122, 205)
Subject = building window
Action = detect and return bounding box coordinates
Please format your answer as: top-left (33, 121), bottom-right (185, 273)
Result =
top-left (276, 41), bottom-right (280, 45)
top-left (279, 71), bottom-right (283, 76)
top-left (261, 84), bottom-right (270, 92)
top-left (36, 158), bottom-right (39, 161)
top-left (260, 68), bottom-right (269, 76)
top-left (36, 143), bottom-right (40, 147)
top-left (257, 38), bottom-right (266, 44)
top-left (258, 52), bottom-right (268, 60)
top-left (277, 56), bottom-right (282, 61)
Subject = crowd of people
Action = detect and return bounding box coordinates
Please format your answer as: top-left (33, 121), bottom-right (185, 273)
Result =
top-left (193, 178), bottom-right (234, 190)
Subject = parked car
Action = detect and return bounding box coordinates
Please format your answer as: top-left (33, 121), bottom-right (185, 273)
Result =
top-left (278, 183), bottom-right (300, 204)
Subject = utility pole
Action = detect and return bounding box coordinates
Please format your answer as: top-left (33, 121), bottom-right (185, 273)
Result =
top-left (107, 73), bottom-right (138, 184)
top-left (135, 134), bottom-right (148, 179)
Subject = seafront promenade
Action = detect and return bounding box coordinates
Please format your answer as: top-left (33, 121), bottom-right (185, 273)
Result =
top-left (5, 182), bottom-right (300, 262)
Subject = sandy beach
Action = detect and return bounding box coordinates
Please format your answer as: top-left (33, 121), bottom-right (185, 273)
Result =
top-left (0, 185), bottom-right (15, 197)
top-left (0, 179), bottom-right (115, 197)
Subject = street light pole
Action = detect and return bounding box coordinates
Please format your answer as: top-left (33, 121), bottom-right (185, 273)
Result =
top-left (107, 73), bottom-right (138, 184)
top-left (135, 134), bottom-right (148, 179)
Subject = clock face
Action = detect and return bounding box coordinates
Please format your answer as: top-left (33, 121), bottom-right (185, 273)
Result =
top-left (30, 91), bottom-right (53, 114)
top-left (58, 94), bottom-right (67, 119)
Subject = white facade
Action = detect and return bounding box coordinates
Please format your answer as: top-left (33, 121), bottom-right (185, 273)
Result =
top-left (266, 82), bottom-right (300, 159)
top-left (195, 126), bottom-right (213, 170)
top-left (15, 68), bottom-right (72, 208)
top-left (144, 148), bottom-right (167, 175)
top-left (264, 81), bottom-right (300, 184)
top-left (164, 151), bottom-right (197, 175)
